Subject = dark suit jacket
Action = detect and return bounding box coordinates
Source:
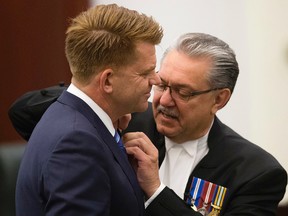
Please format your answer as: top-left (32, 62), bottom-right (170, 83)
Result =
top-left (124, 103), bottom-right (287, 216)
top-left (8, 86), bottom-right (288, 216)
top-left (16, 91), bottom-right (144, 216)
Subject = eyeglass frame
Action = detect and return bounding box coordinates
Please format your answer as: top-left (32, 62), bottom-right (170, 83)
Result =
top-left (153, 82), bottom-right (225, 102)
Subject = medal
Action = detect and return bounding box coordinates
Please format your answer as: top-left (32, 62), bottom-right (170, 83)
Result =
top-left (186, 177), bottom-right (228, 215)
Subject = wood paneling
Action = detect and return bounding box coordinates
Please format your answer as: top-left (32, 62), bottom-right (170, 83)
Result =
top-left (0, 0), bottom-right (89, 143)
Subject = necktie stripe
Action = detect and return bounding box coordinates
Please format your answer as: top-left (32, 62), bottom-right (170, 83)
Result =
top-left (114, 131), bottom-right (127, 155)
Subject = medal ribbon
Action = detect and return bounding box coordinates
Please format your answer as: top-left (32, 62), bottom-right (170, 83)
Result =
top-left (186, 177), bottom-right (228, 215)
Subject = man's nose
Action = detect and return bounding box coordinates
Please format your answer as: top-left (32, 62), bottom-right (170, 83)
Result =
top-left (159, 86), bottom-right (175, 106)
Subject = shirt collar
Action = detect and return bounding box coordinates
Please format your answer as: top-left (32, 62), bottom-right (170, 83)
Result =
top-left (164, 120), bottom-right (213, 157)
top-left (165, 137), bottom-right (198, 157)
top-left (67, 83), bottom-right (115, 136)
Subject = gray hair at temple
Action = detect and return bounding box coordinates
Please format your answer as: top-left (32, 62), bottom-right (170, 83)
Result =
top-left (162, 33), bottom-right (239, 94)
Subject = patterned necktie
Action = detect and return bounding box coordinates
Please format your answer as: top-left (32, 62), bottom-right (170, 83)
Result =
top-left (114, 130), bottom-right (127, 155)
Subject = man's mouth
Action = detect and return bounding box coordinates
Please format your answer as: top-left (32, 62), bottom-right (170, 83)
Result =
top-left (157, 106), bottom-right (179, 119)
top-left (160, 111), bottom-right (177, 119)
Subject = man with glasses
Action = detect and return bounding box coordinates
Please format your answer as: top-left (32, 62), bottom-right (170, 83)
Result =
top-left (9, 33), bottom-right (287, 215)
top-left (123, 33), bottom-right (287, 215)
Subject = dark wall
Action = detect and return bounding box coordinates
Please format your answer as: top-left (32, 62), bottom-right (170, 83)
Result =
top-left (0, 0), bottom-right (89, 143)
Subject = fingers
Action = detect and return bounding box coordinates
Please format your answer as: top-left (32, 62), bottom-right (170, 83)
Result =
top-left (122, 132), bottom-right (158, 158)
top-left (122, 132), bottom-right (161, 198)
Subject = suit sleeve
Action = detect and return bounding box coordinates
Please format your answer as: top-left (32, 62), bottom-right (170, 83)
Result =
top-left (145, 187), bottom-right (202, 216)
top-left (146, 167), bottom-right (287, 216)
top-left (223, 166), bottom-right (287, 216)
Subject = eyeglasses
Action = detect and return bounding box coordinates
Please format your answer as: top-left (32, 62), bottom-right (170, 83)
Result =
top-left (153, 83), bottom-right (223, 102)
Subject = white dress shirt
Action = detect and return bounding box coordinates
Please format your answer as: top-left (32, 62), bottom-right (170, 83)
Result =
top-left (159, 134), bottom-right (209, 199)
top-left (145, 125), bottom-right (212, 207)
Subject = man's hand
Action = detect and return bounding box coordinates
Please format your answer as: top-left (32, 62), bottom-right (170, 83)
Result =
top-left (123, 132), bottom-right (161, 198)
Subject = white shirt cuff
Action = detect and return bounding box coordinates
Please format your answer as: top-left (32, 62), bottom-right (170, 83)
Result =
top-left (144, 182), bottom-right (166, 208)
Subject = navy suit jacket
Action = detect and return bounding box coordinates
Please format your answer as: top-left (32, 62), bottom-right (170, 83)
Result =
top-left (16, 91), bottom-right (144, 216)
top-left (124, 103), bottom-right (287, 216)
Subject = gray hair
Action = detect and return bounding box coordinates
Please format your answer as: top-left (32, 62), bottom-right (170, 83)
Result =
top-left (162, 33), bottom-right (239, 93)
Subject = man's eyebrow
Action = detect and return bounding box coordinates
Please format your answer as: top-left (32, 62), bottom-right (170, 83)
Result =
top-left (159, 76), bottom-right (192, 89)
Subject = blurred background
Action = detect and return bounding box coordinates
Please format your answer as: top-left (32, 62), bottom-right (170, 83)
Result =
top-left (1, 0), bottom-right (287, 215)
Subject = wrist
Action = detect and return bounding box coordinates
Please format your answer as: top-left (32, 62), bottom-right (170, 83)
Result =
top-left (144, 182), bottom-right (166, 208)
top-left (144, 180), bottom-right (161, 199)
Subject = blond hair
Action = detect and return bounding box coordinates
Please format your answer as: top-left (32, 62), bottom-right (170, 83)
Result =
top-left (65, 4), bottom-right (163, 83)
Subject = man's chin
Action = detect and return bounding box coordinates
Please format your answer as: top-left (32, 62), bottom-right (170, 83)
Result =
top-left (156, 121), bottom-right (175, 135)
top-left (157, 124), bottom-right (173, 138)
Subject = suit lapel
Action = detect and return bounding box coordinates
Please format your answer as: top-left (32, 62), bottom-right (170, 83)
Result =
top-left (193, 117), bottom-right (225, 170)
top-left (57, 91), bottom-right (144, 210)
top-left (98, 126), bottom-right (144, 204)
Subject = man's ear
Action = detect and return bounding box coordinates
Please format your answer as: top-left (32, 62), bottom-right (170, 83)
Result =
top-left (99, 69), bottom-right (113, 93)
top-left (212, 88), bottom-right (231, 114)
